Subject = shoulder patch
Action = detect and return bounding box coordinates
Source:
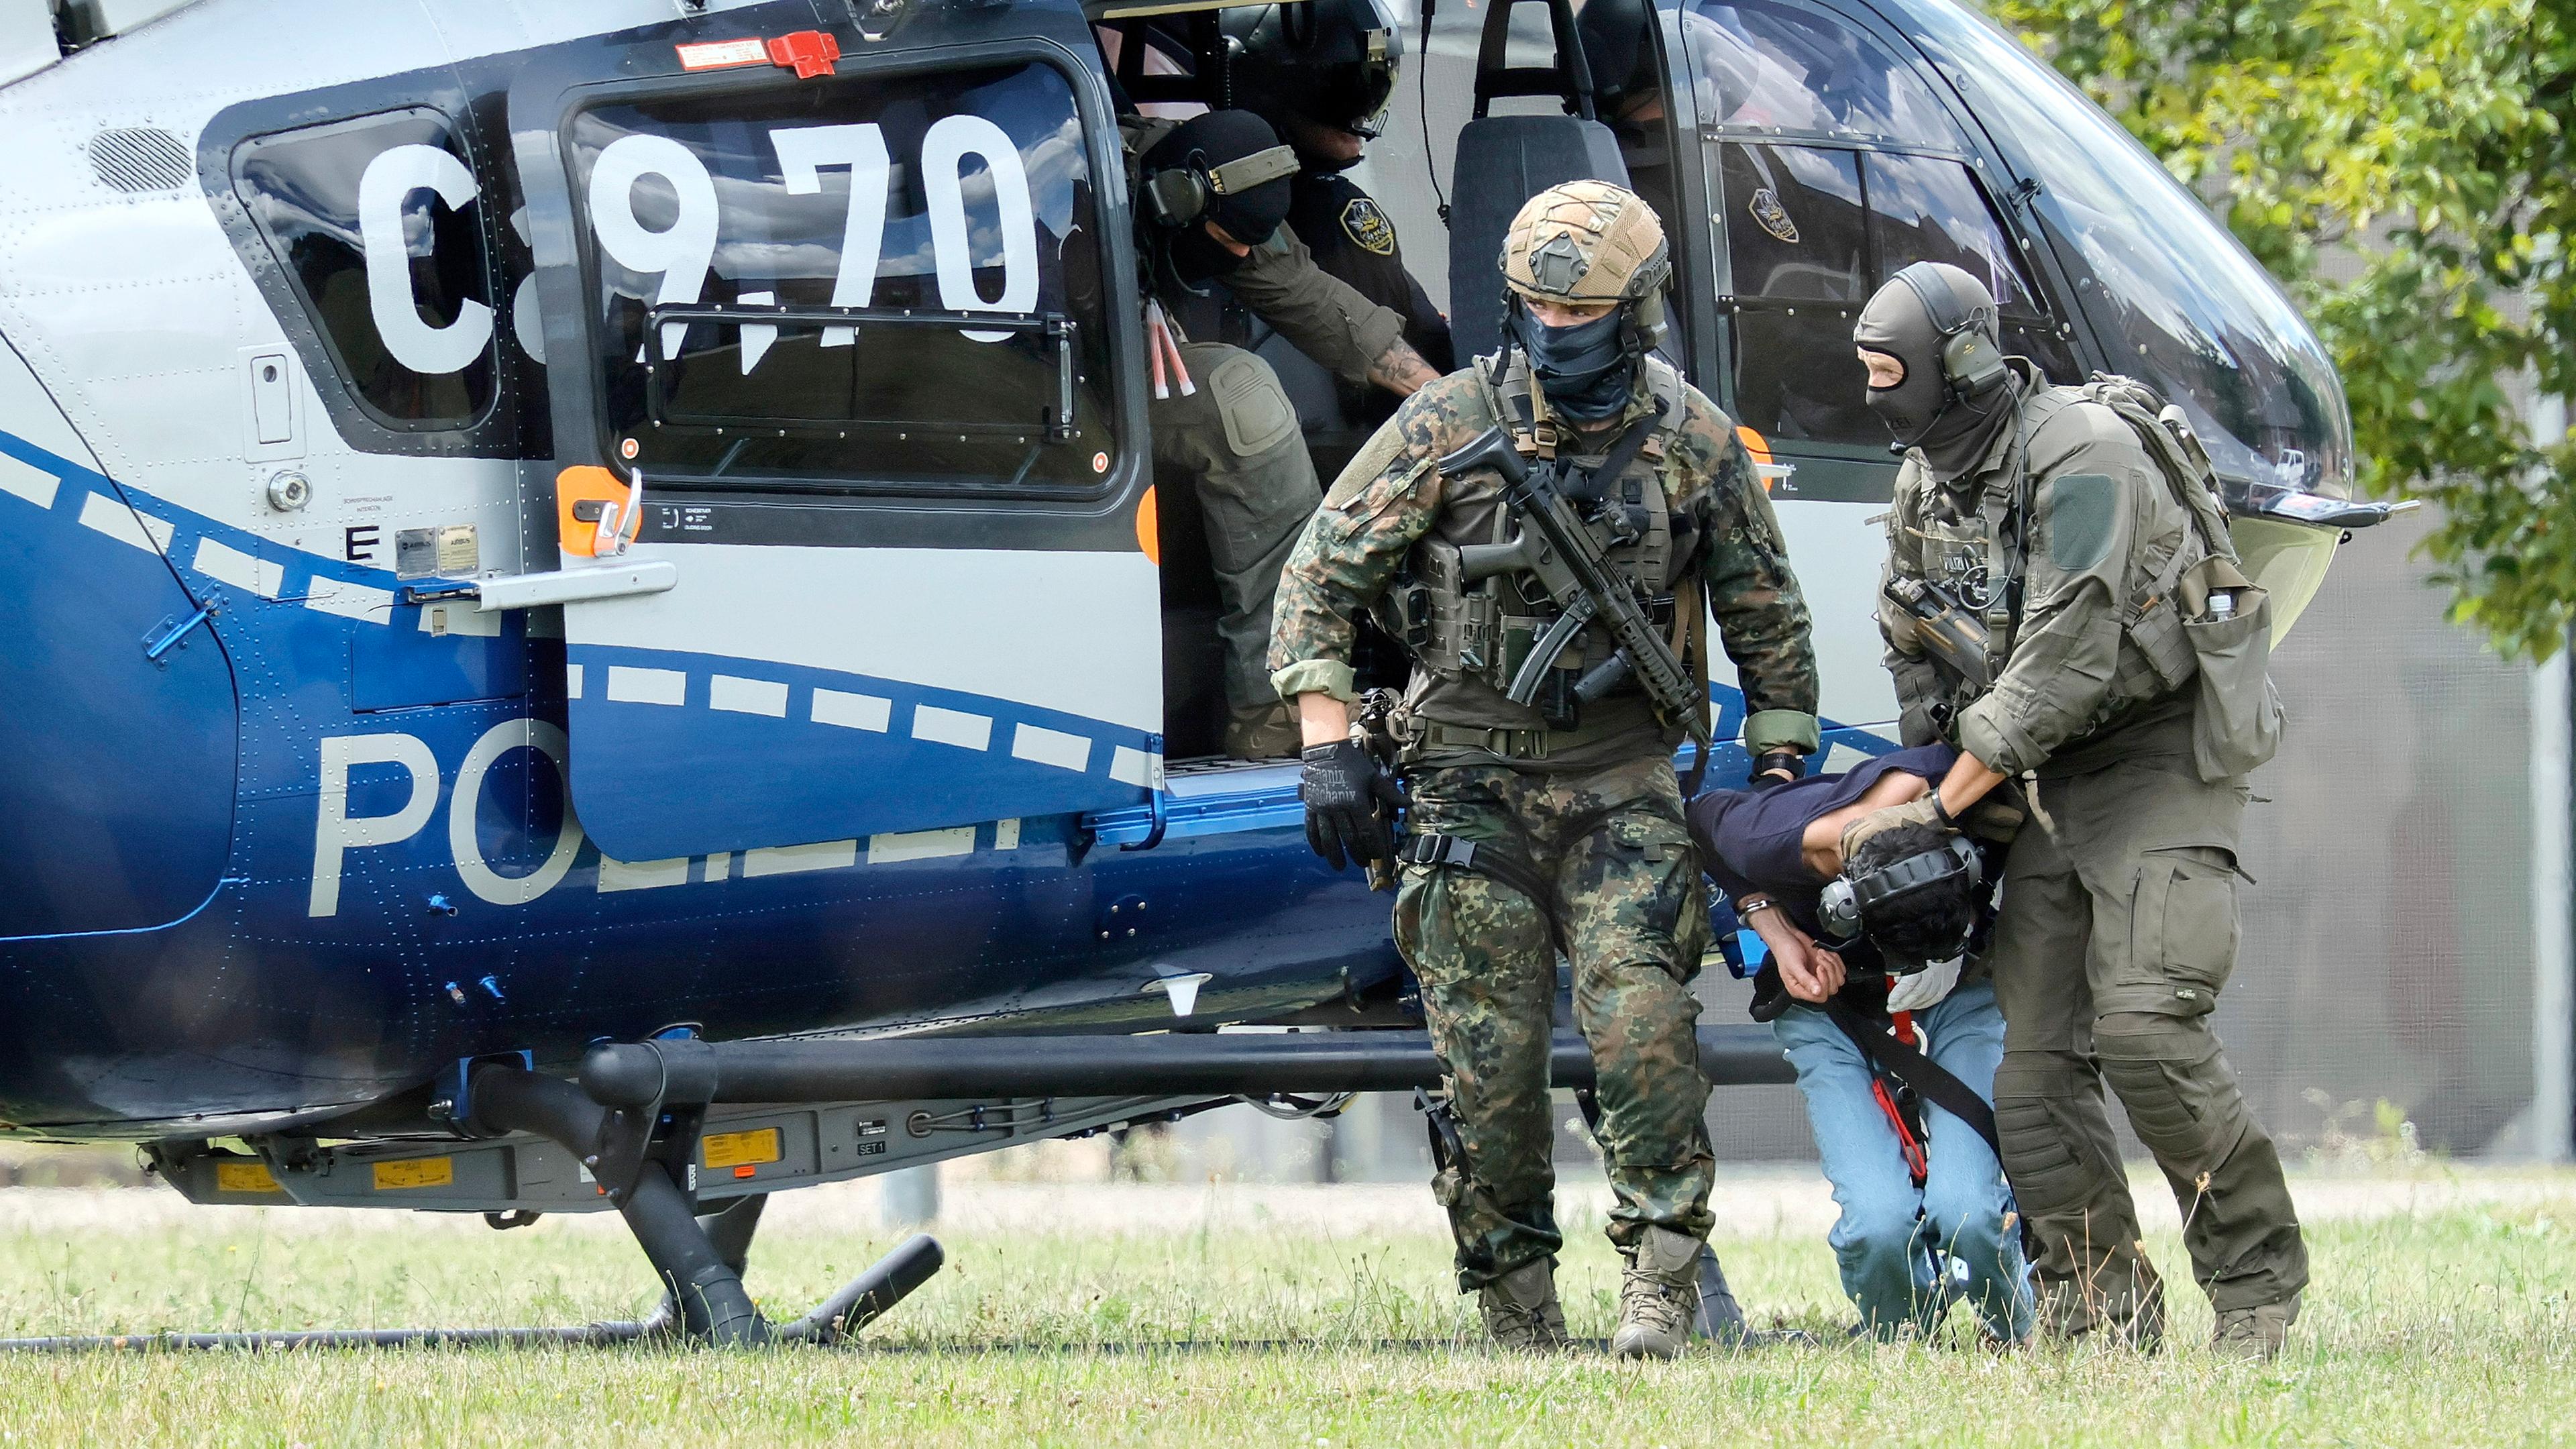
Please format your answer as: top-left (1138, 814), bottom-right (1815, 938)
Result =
top-left (1339, 196), bottom-right (1397, 257)
top-left (1748, 187), bottom-right (1799, 244)
top-left (1326, 423), bottom-right (1415, 508)
top-left (2045, 472), bottom-right (2120, 571)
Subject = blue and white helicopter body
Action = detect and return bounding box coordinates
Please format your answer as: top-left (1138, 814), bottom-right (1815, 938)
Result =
top-left (0, 0), bottom-right (2369, 1195)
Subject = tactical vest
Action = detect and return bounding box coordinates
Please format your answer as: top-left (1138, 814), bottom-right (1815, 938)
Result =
top-left (1373, 354), bottom-right (1696, 737)
top-left (1903, 374), bottom-right (2263, 757)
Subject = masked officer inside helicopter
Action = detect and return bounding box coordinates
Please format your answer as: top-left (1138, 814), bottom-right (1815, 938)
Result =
top-left (1689, 743), bottom-right (2035, 1344)
top-left (1124, 109), bottom-right (1444, 759)
top-left (1842, 260), bottom-right (2306, 1358)
top-left (1230, 0), bottom-right (1456, 427)
top-left (1269, 182), bottom-right (1818, 1358)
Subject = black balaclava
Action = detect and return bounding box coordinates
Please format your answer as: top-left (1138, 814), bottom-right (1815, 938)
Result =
top-left (1853, 262), bottom-right (2018, 481)
top-left (1511, 303), bottom-right (1635, 425)
top-left (1143, 111), bottom-right (1295, 284)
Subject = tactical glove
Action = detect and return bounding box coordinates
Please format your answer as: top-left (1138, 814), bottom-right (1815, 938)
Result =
top-left (1957, 792), bottom-right (2025, 844)
top-left (1300, 741), bottom-right (1402, 872)
top-left (1838, 792), bottom-right (1957, 863)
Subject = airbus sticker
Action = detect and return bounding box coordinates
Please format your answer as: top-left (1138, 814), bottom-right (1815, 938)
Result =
top-left (1340, 197), bottom-right (1397, 257)
top-left (1748, 188), bottom-right (1801, 244)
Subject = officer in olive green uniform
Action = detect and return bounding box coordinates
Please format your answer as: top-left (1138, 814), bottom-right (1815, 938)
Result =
top-left (1843, 262), bottom-right (2306, 1359)
top-left (1126, 111), bottom-right (1441, 758)
top-left (1269, 182), bottom-right (1819, 1357)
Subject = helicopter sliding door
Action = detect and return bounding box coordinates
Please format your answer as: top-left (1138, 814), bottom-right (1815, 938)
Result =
top-left (511, 15), bottom-right (1158, 864)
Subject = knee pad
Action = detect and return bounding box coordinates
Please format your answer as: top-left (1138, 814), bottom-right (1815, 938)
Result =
top-left (2096, 1013), bottom-right (2248, 1165)
top-left (1992, 1050), bottom-right (2086, 1104)
top-left (1205, 351), bottom-right (1300, 458)
top-left (1992, 1051), bottom-right (2095, 1215)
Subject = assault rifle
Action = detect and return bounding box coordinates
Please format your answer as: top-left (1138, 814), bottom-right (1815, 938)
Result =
top-left (1883, 574), bottom-right (1993, 692)
top-left (1433, 428), bottom-right (1714, 763)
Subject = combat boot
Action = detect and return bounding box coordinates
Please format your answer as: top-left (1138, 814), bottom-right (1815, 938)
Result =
top-left (1477, 1258), bottom-right (1568, 1351)
top-left (2211, 1297), bottom-right (2298, 1361)
top-left (1610, 1226), bottom-right (1703, 1360)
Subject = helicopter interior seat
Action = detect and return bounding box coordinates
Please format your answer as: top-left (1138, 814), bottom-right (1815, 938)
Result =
top-left (1442, 0), bottom-right (1631, 364)
top-left (1444, 117), bottom-right (1630, 364)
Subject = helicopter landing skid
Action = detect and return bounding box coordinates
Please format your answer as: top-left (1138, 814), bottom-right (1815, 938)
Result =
top-left (0, 1229), bottom-right (942, 1353)
top-left (0, 1066), bottom-right (947, 1353)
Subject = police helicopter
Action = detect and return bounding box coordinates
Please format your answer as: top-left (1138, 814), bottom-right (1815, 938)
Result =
top-left (0, 0), bottom-right (2396, 1346)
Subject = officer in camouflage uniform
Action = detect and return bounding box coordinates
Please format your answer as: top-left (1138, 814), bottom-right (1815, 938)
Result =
top-left (1126, 110), bottom-right (1442, 758)
top-left (1842, 262), bottom-right (2306, 1359)
top-left (1267, 182), bottom-right (1819, 1357)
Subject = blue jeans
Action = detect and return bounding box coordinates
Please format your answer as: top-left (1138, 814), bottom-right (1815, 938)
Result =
top-left (1774, 981), bottom-right (2035, 1340)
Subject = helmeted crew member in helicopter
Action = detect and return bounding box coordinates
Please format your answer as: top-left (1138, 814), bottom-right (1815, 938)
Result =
top-left (1124, 109), bottom-right (1444, 760)
top-left (1268, 182), bottom-right (1818, 1358)
top-left (1229, 0), bottom-right (1455, 429)
top-left (1843, 260), bottom-right (2308, 1359)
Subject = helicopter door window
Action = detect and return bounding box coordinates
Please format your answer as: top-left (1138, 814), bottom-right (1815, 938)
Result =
top-left (233, 108), bottom-right (498, 431)
top-left (1865, 152), bottom-right (2029, 312)
top-left (1714, 140), bottom-right (1878, 447)
top-left (1680, 0), bottom-right (1966, 148)
top-left (566, 60), bottom-right (1115, 494)
top-left (1866, 151), bottom-right (2077, 381)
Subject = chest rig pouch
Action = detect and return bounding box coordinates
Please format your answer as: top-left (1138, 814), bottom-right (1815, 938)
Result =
top-left (1895, 427), bottom-right (2025, 734)
top-left (1902, 378), bottom-right (2259, 750)
top-left (1373, 357), bottom-right (1688, 729)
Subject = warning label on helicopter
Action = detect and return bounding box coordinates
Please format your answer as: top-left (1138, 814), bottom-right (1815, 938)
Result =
top-left (702, 1127), bottom-right (784, 1170)
top-left (372, 1157), bottom-right (455, 1191)
top-left (215, 1160), bottom-right (282, 1194)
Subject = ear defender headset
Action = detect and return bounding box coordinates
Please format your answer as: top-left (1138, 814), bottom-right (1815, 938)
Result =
top-left (1892, 260), bottom-right (2009, 400)
top-left (1817, 835), bottom-right (1984, 972)
top-left (1142, 144), bottom-right (1301, 230)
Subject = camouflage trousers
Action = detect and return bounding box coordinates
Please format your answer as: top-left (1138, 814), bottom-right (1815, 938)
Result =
top-left (1393, 753), bottom-right (1716, 1291)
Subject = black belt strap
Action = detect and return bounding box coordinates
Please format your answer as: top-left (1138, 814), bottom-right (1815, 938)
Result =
top-left (1821, 999), bottom-right (2002, 1162)
top-left (1399, 833), bottom-right (1563, 953)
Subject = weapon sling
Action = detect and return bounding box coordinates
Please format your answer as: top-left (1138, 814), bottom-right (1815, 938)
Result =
top-left (1820, 999), bottom-right (2002, 1162)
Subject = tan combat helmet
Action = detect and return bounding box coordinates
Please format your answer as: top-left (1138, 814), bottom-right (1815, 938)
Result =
top-left (1499, 179), bottom-right (1671, 343)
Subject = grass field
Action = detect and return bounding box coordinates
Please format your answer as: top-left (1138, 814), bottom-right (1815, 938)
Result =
top-left (0, 1170), bottom-right (2567, 1446)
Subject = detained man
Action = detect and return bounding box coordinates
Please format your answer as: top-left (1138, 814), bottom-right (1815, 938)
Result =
top-left (1688, 746), bottom-right (2034, 1343)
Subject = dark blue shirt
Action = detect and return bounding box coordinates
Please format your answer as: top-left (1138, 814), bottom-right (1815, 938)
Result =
top-left (1686, 744), bottom-right (1960, 939)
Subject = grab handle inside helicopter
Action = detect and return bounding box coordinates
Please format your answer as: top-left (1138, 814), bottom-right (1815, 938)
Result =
top-left (1468, 0), bottom-right (1594, 121)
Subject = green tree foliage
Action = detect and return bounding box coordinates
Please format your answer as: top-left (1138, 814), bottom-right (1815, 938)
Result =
top-left (1993, 0), bottom-right (2576, 655)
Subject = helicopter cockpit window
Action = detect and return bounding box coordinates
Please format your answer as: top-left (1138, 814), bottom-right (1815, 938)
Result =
top-left (1680, 0), bottom-right (1966, 148)
top-left (1906, 3), bottom-right (2352, 492)
top-left (566, 60), bottom-right (1114, 494)
top-left (233, 108), bottom-right (498, 431)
